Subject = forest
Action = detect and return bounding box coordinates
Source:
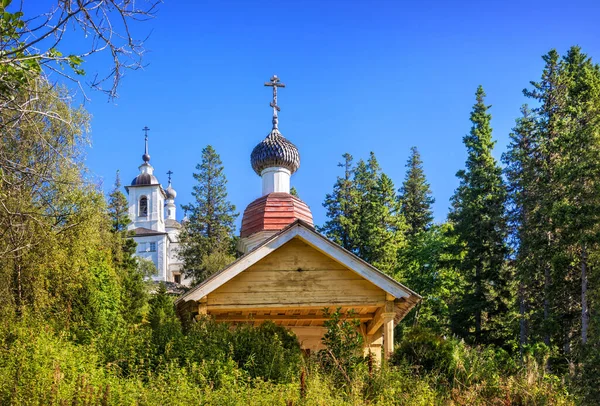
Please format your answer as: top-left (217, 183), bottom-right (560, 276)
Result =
top-left (1, 1), bottom-right (599, 404)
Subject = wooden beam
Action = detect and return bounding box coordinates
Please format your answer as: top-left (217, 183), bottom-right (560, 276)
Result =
top-left (214, 313), bottom-right (375, 322)
top-left (207, 302), bottom-right (385, 311)
top-left (366, 306), bottom-right (385, 335)
top-left (383, 312), bottom-right (395, 359)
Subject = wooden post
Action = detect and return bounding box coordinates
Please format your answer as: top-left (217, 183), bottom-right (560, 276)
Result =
top-left (382, 298), bottom-right (396, 359)
top-left (382, 312), bottom-right (395, 359)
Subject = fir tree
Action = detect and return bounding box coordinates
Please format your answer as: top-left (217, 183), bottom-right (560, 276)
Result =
top-left (449, 86), bottom-right (511, 345)
top-left (399, 146), bottom-right (435, 238)
top-left (107, 171), bottom-right (147, 324)
top-left (354, 153), bottom-right (405, 274)
top-left (180, 145), bottom-right (238, 283)
top-left (503, 105), bottom-right (542, 356)
top-left (107, 170), bottom-right (131, 233)
top-left (320, 153), bottom-right (358, 251)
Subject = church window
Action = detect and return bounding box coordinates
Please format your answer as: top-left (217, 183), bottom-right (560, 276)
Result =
top-left (168, 209), bottom-right (171, 217)
top-left (174, 274), bottom-right (181, 284)
top-left (139, 196), bottom-right (148, 217)
top-left (149, 242), bottom-right (156, 252)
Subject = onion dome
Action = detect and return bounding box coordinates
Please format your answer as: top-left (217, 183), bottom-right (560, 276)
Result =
top-left (250, 130), bottom-right (300, 175)
top-left (131, 170), bottom-right (159, 186)
top-left (165, 184), bottom-right (177, 199)
top-left (240, 192), bottom-right (313, 238)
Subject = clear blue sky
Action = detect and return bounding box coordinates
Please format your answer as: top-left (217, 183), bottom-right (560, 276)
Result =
top-left (36, 0), bottom-right (600, 228)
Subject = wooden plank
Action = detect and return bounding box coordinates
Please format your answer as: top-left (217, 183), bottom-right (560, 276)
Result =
top-left (207, 291), bottom-right (385, 306)
top-left (214, 278), bottom-right (383, 294)
top-left (233, 269), bottom-right (362, 281)
top-left (295, 227), bottom-right (414, 299)
top-left (214, 313), bottom-right (375, 322)
top-left (207, 302), bottom-right (385, 311)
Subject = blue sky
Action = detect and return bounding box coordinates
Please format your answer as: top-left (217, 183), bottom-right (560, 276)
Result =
top-left (34, 0), bottom-right (600, 228)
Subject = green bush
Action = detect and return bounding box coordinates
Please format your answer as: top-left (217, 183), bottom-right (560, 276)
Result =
top-left (390, 327), bottom-right (455, 375)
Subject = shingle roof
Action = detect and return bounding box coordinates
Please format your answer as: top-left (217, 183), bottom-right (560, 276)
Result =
top-left (250, 130), bottom-right (300, 175)
top-left (240, 192), bottom-right (313, 238)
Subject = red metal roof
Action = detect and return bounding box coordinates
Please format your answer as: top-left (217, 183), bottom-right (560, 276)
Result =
top-left (240, 193), bottom-right (313, 238)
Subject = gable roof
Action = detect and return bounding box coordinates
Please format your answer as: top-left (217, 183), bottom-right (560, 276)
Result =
top-left (176, 220), bottom-right (421, 304)
top-left (132, 227), bottom-right (168, 237)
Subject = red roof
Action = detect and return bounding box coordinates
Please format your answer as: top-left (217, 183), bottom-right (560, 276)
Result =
top-left (240, 193), bottom-right (313, 238)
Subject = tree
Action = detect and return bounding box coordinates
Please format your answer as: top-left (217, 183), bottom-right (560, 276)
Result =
top-left (320, 153), bottom-right (358, 251)
top-left (353, 153), bottom-right (405, 274)
top-left (449, 86), bottom-right (512, 345)
top-left (0, 0), bottom-right (159, 111)
top-left (107, 171), bottom-right (131, 233)
top-left (321, 152), bottom-right (405, 274)
top-left (179, 146), bottom-right (238, 283)
top-left (397, 223), bottom-right (465, 335)
top-left (503, 105), bottom-right (544, 356)
top-left (399, 146), bottom-right (435, 238)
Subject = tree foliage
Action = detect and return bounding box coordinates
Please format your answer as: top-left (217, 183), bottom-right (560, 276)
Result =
top-left (449, 86), bottom-right (512, 345)
top-left (179, 145), bottom-right (238, 283)
top-left (399, 146), bottom-right (435, 238)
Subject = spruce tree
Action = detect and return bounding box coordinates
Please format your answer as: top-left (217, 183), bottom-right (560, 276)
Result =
top-left (320, 153), bottom-right (358, 251)
top-left (107, 170), bottom-right (131, 233)
top-left (449, 86), bottom-right (511, 345)
top-left (107, 171), bottom-right (147, 324)
top-left (399, 146), bottom-right (435, 238)
top-left (503, 105), bottom-right (542, 355)
top-left (180, 145), bottom-right (238, 283)
top-left (354, 153), bottom-right (404, 274)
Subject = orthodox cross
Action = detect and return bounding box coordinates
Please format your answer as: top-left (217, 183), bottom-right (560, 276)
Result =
top-left (142, 126), bottom-right (151, 162)
top-left (167, 170), bottom-right (173, 184)
top-left (264, 75), bottom-right (285, 130)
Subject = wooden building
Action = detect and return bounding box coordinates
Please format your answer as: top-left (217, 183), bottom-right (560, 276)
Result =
top-left (175, 76), bottom-right (420, 361)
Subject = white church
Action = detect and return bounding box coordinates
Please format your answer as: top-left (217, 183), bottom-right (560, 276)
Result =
top-left (125, 129), bottom-right (187, 285)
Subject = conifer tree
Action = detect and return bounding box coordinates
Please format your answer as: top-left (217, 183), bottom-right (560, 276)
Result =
top-left (321, 152), bottom-right (405, 273)
top-left (107, 170), bottom-right (131, 233)
top-left (503, 105), bottom-right (542, 354)
top-left (320, 153), bottom-right (358, 251)
top-left (180, 145), bottom-right (238, 283)
top-left (354, 153), bottom-right (405, 274)
top-left (399, 147), bottom-right (435, 238)
top-left (107, 171), bottom-right (148, 324)
top-left (449, 86), bottom-right (511, 345)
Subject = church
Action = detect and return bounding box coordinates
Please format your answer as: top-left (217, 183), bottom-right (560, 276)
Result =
top-left (125, 128), bottom-right (188, 285)
top-left (174, 75), bottom-right (421, 361)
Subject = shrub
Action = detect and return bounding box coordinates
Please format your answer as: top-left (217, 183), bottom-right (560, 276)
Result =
top-left (390, 327), bottom-right (455, 376)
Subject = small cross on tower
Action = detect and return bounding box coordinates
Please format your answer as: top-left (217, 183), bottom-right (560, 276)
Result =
top-left (167, 170), bottom-right (173, 184)
top-left (142, 126), bottom-right (151, 162)
top-left (264, 75), bottom-right (285, 130)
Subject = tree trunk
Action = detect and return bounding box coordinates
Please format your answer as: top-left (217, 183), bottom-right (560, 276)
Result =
top-left (544, 264), bottom-right (552, 372)
top-left (544, 265), bottom-right (551, 346)
top-left (581, 245), bottom-right (589, 345)
top-left (519, 282), bottom-right (528, 359)
top-left (475, 263), bottom-right (482, 341)
top-left (12, 261), bottom-right (23, 317)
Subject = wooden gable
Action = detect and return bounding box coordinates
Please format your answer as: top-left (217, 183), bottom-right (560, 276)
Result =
top-left (207, 237), bottom-right (386, 310)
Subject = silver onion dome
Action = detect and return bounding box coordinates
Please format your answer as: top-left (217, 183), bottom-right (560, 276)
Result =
top-left (165, 184), bottom-right (177, 199)
top-left (131, 171), bottom-right (159, 186)
top-left (250, 130), bottom-right (300, 175)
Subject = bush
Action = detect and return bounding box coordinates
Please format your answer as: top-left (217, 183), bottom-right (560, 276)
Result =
top-left (390, 327), bottom-right (455, 376)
